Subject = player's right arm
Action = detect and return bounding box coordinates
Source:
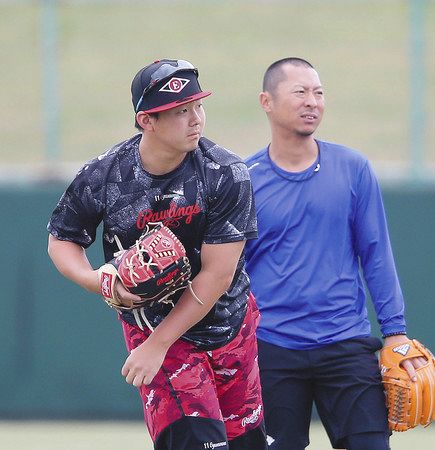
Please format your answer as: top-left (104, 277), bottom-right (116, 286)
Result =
top-left (48, 234), bottom-right (100, 294)
top-left (47, 234), bottom-right (139, 305)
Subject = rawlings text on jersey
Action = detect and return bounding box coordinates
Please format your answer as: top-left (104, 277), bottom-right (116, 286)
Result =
top-left (137, 202), bottom-right (201, 229)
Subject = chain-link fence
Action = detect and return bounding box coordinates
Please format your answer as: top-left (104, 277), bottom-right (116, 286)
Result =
top-left (1, 0), bottom-right (434, 183)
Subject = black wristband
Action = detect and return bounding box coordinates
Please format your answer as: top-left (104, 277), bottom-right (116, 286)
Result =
top-left (382, 331), bottom-right (407, 339)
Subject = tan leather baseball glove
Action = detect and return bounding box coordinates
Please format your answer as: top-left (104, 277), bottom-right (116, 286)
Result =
top-left (380, 338), bottom-right (435, 431)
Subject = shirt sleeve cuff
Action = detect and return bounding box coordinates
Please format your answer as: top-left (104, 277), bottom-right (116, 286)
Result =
top-left (381, 328), bottom-right (407, 339)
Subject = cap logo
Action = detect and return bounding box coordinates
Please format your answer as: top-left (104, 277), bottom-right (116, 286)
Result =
top-left (159, 77), bottom-right (190, 94)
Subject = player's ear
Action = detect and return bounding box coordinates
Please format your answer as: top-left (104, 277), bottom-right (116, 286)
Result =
top-left (259, 91), bottom-right (272, 113)
top-left (136, 112), bottom-right (155, 131)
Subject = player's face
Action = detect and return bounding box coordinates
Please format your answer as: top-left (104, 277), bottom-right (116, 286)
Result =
top-left (152, 100), bottom-right (206, 153)
top-left (266, 65), bottom-right (324, 137)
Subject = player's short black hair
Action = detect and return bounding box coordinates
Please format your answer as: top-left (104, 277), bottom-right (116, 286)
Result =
top-left (262, 57), bottom-right (314, 93)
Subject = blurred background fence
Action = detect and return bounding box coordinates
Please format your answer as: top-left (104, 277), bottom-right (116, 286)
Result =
top-left (1, 0), bottom-right (434, 421)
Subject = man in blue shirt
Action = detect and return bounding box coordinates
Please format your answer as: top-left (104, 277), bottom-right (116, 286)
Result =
top-left (245, 57), bottom-right (424, 450)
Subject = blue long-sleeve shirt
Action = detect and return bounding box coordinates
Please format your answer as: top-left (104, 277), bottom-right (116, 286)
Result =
top-left (245, 140), bottom-right (406, 350)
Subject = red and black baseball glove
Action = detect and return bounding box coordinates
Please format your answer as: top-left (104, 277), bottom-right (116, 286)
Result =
top-left (98, 223), bottom-right (191, 312)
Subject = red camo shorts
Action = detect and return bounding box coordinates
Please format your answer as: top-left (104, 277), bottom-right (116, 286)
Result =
top-left (121, 293), bottom-right (264, 443)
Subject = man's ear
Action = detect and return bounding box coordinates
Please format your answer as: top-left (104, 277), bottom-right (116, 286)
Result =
top-left (136, 111), bottom-right (154, 130)
top-left (259, 91), bottom-right (272, 113)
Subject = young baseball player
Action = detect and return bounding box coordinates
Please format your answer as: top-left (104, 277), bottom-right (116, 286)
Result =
top-left (47, 59), bottom-right (267, 450)
top-left (244, 58), bottom-right (429, 450)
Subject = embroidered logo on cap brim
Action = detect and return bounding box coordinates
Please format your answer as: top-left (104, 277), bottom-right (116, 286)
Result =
top-left (159, 77), bottom-right (190, 93)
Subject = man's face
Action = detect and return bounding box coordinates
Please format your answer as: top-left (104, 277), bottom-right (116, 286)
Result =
top-left (151, 100), bottom-right (206, 153)
top-left (265, 64), bottom-right (325, 137)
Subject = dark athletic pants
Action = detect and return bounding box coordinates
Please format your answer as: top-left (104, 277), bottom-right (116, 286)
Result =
top-left (258, 337), bottom-right (391, 450)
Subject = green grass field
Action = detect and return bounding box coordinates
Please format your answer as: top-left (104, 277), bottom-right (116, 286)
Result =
top-left (1, 420), bottom-right (434, 449)
top-left (1, 0), bottom-right (434, 179)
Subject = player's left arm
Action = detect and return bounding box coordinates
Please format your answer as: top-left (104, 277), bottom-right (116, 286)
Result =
top-left (353, 162), bottom-right (425, 380)
top-left (121, 239), bottom-right (245, 387)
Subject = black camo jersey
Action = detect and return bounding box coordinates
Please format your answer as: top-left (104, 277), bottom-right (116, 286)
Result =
top-left (48, 134), bottom-right (258, 350)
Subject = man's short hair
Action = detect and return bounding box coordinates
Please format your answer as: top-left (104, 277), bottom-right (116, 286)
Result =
top-left (263, 57), bottom-right (314, 93)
